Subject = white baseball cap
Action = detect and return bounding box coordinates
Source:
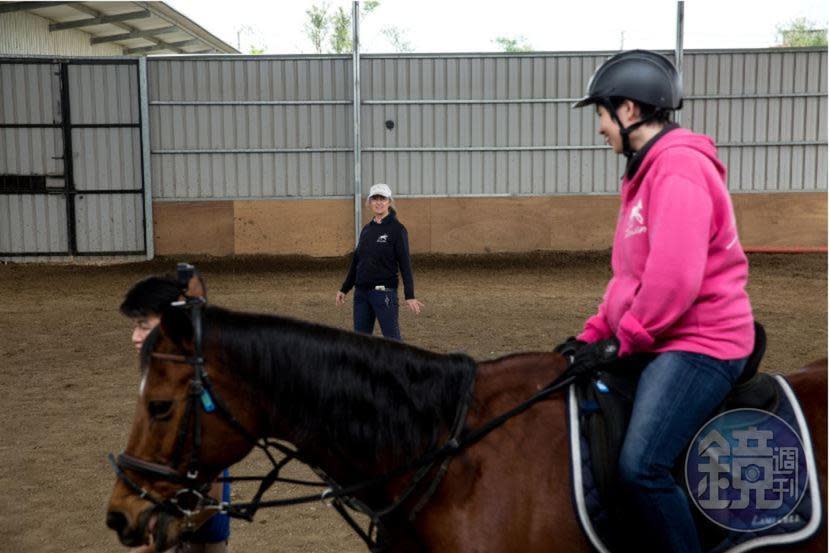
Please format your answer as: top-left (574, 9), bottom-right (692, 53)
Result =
top-left (368, 183), bottom-right (392, 199)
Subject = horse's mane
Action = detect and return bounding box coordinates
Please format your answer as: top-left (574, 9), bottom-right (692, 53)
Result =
top-left (201, 306), bottom-right (477, 467)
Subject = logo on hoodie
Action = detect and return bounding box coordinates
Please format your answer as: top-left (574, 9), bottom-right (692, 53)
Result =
top-left (625, 199), bottom-right (648, 238)
top-left (377, 234), bottom-right (389, 244)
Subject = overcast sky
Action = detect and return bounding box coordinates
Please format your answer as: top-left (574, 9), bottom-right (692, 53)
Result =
top-left (167, 0), bottom-right (828, 54)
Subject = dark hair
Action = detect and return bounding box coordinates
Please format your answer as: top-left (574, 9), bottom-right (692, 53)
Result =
top-left (609, 96), bottom-right (673, 125)
top-left (119, 275), bottom-right (181, 318)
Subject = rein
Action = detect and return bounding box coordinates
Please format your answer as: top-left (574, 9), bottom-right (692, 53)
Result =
top-left (109, 264), bottom-right (577, 550)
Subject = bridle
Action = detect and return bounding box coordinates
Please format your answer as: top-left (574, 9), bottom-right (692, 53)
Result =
top-left (109, 263), bottom-right (578, 551)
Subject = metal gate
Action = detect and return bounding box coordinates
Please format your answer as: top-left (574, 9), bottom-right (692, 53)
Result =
top-left (0, 58), bottom-right (147, 258)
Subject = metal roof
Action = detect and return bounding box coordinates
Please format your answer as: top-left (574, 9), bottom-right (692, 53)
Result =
top-left (0, 1), bottom-right (238, 55)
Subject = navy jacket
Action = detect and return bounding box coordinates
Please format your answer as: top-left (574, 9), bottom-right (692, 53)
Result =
top-left (340, 210), bottom-right (415, 299)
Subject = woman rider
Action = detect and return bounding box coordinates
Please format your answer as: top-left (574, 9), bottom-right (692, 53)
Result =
top-left (556, 50), bottom-right (754, 553)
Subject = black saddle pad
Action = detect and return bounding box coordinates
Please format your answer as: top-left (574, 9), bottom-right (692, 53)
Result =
top-left (567, 374), bottom-right (822, 553)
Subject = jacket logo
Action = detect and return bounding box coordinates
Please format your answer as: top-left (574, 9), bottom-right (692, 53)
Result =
top-left (625, 199), bottom-right (647, 238)
top-left (377, 234), bottom-right (389, 243)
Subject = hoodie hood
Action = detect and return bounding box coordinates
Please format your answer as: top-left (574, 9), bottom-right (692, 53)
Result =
top-left (625, 127), bottom-right (726, 196)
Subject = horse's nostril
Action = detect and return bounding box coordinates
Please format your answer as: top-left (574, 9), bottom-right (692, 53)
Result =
top-left (106, 511), bottom-right (128, 535)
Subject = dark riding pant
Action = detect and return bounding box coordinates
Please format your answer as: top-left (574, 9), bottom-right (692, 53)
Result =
top-left (617, 351), bottom-right (746, 553)
top-left (353, 288), bottom-right (401, 341)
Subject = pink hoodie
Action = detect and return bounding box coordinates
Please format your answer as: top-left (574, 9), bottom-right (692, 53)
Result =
top-left (578, 128), bottom-right (754, 359)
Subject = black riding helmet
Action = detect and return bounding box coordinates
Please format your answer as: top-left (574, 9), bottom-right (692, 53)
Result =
top-left (573, 50), bottom-right (683, 158)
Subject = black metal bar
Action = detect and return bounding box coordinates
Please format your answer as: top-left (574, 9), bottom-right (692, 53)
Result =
top-left (74, 250), bottom-right (146, 256)
top-left (0, 123), bottom-right (60, 128)
top-left (0, 123), bottom-right (140, 129)
top-left (0, 249), bottom-right (144, 257)
top-left (58, 63), bottom-right (77, 256)
top-left (0, 250), bottom-right (71, 257)
top-left (72, 189), bottom-right (143, 195)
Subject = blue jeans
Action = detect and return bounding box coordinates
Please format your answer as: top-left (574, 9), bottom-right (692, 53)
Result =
top-left (618, 352), bottom-right (746, 553)
top-left (353, 288), bottom-right (401, 340)
top-left (189, 469), bottom-right (230, 543)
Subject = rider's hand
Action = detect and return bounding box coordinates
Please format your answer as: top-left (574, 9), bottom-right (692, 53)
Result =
top-left (553, 336), bottom-right (587, 359)
top-left (406, 298), bottom-right (424, 314)
top-left (335, 291), bottom-right (346, 306)
top-left (569, 337), bottom-right (620, 376)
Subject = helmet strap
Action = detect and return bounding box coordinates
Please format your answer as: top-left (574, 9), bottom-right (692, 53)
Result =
top-left (601, 98), bottom-right (663, 160)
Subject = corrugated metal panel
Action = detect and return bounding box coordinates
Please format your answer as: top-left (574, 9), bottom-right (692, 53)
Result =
top-left (0, 12), bottom-right (123, 56)
top-left (0, 128), bottom-right (63, 176)
top-left (359, 53), bottom-right (622, 196)
top-left (148, 57), bottom-right (353, 199)
top-left (680, 49), bottom-right (827, 193)
top-left (68, 64), bottom-right (139, 125)
top-left (0, 194), bottom-right (67, 253)
top-left (74, 192), bottom-right (144, 253)
top-left (1, 59), bottom-right (145, 258)
top-left (0, 63), bottom-right (60, 124)
top-left (148, 50), bottom-right (826, 200)
top-left (72, 128), bottom-right (141, 191)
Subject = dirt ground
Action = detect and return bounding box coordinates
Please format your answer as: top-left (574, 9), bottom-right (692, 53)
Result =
top-left (0, 252), bottom-right (826, 553)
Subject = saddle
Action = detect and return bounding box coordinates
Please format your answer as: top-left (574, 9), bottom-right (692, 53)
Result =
top-left (569, 322), bottom-right (821, 553)
top-left (578, 322), bottom-right (776, 501)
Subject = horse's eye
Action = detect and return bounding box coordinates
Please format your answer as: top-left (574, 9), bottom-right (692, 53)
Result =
top-left (147, 400), bottom-right (174, 421)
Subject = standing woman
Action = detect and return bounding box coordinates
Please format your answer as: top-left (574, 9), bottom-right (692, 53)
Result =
top-left (555, 51), bottom-right (754, 553)
top-left (336, 183), bottom-right (424, 340)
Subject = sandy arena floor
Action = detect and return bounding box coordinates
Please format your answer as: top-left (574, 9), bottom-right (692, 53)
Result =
top-left (0, 252), bottom-right (825, 552)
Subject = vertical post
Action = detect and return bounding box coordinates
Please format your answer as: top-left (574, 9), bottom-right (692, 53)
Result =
top-left (352, 0), bottom-right (362, 246)
top-left (58, 63), bottom-right (77, 255)
top-left (675, 0), bottom-right (685, 125)
top-left (138, 56), bottom-right (154, 260)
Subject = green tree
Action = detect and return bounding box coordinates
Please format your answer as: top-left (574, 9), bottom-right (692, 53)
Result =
top-left (776, 17), bottom-right (828, 47)
top-left (493, 35), bottom-right (532, 52)
top-left (381, 26), bottom-right (413, 53)
top-left (330, 6), bottom-right (352, 53)
top-left (303, 1), bottom-right (384, 54)
top-left (305, 3), bottom-right (330, 53)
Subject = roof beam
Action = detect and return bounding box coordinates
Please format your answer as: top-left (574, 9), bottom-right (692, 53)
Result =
top-left (124, 39), bottom-right (200, 55)
top-left (64, 3), bottom-right (187, 54)
top-left (0, 2), bottom-right (69, 14)
top-left (90, 25), bottom-right (178, 45)
top-left (49, 9), bottom-right (151, 31)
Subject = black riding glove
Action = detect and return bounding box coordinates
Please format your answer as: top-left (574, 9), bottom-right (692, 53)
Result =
top-left (553, 336), bottom-right (587, 359)
top-left (568, 337), bottom-right (620, 377)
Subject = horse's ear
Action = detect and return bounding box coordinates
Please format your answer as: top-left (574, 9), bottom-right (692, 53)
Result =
top-left (159, 304), bottom-right (194, 349)
top-left (175, 262), bottom-right (207, 302)
top-left (186, 272), bottom-right (207, 301)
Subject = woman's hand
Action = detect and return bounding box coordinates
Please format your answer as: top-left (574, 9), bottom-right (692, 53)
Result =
top-left (405, 298), bottom-right (424, 315)
top-left (335, 291), bottom-right (346, 306)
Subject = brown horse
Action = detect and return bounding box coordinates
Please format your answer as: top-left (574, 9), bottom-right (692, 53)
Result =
top-left (106, 297), bottom-right (827, 552)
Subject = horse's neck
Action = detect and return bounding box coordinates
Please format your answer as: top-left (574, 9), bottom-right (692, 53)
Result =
top-left (471, 352), bottom-right (566, 419)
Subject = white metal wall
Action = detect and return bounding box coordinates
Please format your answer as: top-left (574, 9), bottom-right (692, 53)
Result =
top-left (0, 59), bottom-right (146, 258)
top-left (142, 48), bottom-right (830, 200)
top-left (0, 11), bottom-right (123, 56)
top-left (148, 57), bottom-right (353, 198)
top-left (0, 62), bottom-right (68, 254)
top-left (69, 64), bottom-right (144, 253)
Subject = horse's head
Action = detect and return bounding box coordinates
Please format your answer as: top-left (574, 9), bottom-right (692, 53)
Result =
top-left (106, 278), bottom-right (258, 550)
